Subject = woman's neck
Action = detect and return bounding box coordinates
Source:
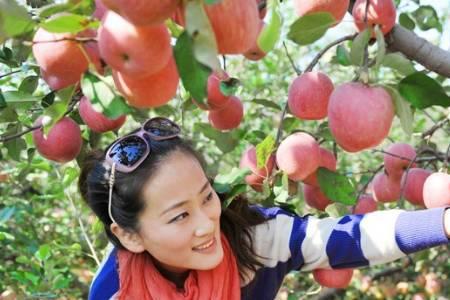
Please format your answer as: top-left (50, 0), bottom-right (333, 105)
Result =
top-left (152, 259), bottom-right (190, 290)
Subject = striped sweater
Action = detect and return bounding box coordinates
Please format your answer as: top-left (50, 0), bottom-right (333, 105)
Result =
top-left (89, 206), bottom-right (449, 300)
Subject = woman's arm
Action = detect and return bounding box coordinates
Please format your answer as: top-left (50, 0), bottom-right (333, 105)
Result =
top-left (250, 206), bottom-right (449, 273)
top-left (445, 208), bottom-right (450, 238)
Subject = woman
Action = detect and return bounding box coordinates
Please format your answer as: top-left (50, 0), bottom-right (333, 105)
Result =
top-left (79, 117), bottom-right (450, 300)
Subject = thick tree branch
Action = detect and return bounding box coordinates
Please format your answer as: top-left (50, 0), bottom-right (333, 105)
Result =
top-left (385, 25), bottom-right (450, 78)
top-left (348, 0), bottom-right (450, 77)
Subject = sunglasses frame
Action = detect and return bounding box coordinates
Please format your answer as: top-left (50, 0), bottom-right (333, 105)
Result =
top-left (105, 117), bottom-right (180, 173)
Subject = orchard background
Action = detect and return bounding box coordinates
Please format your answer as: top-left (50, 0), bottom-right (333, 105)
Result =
top-left (0, 0), bottom-right (449, 299)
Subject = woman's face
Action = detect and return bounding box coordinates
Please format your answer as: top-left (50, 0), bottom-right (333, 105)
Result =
top-left (137, 151), bottom-right (223, 273)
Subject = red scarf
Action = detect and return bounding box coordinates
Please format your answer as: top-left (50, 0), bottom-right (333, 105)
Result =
top-left (116, 233), bottom-right (241, 300)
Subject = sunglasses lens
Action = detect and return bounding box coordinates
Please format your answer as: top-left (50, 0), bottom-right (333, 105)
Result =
top-left (144, 118), bottom-right (180, 137)
top-left (108, 136), bottom-right (147, 167)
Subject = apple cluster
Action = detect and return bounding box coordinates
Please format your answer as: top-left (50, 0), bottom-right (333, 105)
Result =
top-left (29, 0), bottom-right (271, 162)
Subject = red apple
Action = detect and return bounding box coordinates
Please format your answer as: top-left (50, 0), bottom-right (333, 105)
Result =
top-left (93, 0), bottom-right (108, 20)
top-left (401, 168), bottom-right (432, 206)
top-left (239, 146), bottom-right (275, 192)
top-left (423, 172), bottom-right (450, 208)
top-left (304, 184), bottom-right (332, 211)
top-left (313, 268), bottom-right (354, 288)
top-left (101, 0), bottom-right (179, 25)
top-left (78, 96), bottom-right (127, 133)
top-left (98, 11), bottom-right (171, 77)
top-left (32, 28), bottom-right (101, 90)
top-left (352, 0), bottom-right (396, 35)
top-left (288, 71), bottom-right (334, 120)
top-left (174, 0), bottom-right (260, 54)
top-left (32, 117), bottom-right (82, 163)
top-left (328, 82), bottom-right (394, 152)
top-left (256, 0), bottom-right (267, 19)
top-left (207, 71), bottom-right (232, 110)
top-left (293, 0), bottom-right (350, 25)
top-left (276, 132), bottom-right (320, 181)
top-left (384, 143), bottom-right (417, 180)
top-left (372, 172), bottom-right (400, 203)
top-left (113, 55), bottom-right (179, 108)
top-left (303, 147), bottom-right (337, 186)
top-left (354, 194), bottom-right (378, 214)
top-left (244, 20), bottom-right (267, 61)
top-left (208, 96), bottom-right (244, 130)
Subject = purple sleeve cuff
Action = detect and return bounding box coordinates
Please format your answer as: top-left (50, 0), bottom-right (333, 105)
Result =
top-left (395, 207), bottom-right (449, 254)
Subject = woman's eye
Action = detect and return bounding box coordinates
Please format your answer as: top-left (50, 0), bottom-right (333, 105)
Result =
top-left (204, 192), bottom-right (213, 203)
top-left (170, 212), bottom-right (188, 223)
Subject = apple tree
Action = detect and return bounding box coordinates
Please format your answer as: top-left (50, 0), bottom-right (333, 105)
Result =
top-left (0, 0), bottom-right (449, 298)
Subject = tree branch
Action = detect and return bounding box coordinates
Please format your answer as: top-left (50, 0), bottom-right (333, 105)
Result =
top-left (0, 125), bottom-right (42, 143)
top-left (385, 25), bottom-right (450, 78)
top-left (305, 34), bottom-right (357, 73)
top-left (348, 0), bottom-right (450, 77)
top-left (0, 69), bottom-right (22, 80)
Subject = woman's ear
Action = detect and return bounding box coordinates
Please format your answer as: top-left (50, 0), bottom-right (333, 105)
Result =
top-left (110, 223), bottom-right (145, 253)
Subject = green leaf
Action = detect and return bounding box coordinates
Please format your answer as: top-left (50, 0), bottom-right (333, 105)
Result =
top-left (0, 1), bottom-right (34, 40)
top-left (35, 244), bottom-right (51, 262)
top-left (252, 98), bottom-right (281, 111)
top-left (384, 85), bottom-right (414, 138)
top-left (40, 14), bottom-right (99, 34)
top-left (412, 5), bottom-right (442, 32)
top-left (52, 274), bottom-right (71, 289)
top-left (0, 207), bottom-right (15, 225)
top-left (256, 134), bottom-right (275, 169)
top-left (335, 45), bottom-right (351, 66)
top-left (2, 91), bottom-right (40, 109)
top-left (174, 31), bottom-right (211, 107)
top-left (325, 203), bottom-right (349, 217)
top-left (62, 167), bottom-right (79, 186)
top-left (185, 1), bottom-right (220, 71)
top-left (38, 3), bottom-right (73, 18)
top-left (399, 13), bottom-right (415, 30)
top-left (288, 12), bottom-right (335, 46)
top-left (213, 167), bottom-right (250, 194)
top-left (19, 76), bottom-right (39, 94)
top-left (0, 89), bottom-right (6, 109)
top-left (81, 72), bottom-right (132, 119)
top-left (398, 72), bottom-right (450, 109)
top-left (282, 117), bottom-right (300, 132)
top-left (222, 184), bottom-right (247, 208)
top-left (257, 7), bottom-right (282, 53)
top-left (0, 106), bottom-right (18, 122)
top-left (41, 85), bottom-right (76, 135)
top-left (374, 25), bottom-right (385, 68)
top-left (194, 123), bottom-right (239, 153)
top-left (381, 53), bottom-right (416, 75)
top-left (5, 137), bottom-right (26, 161)
top-left (165, 19), bottom-right (183, 38)
top-left (317, 168), bottom-right (357, 205)
top-left (41, 91), bottom-right (55, 108)
top-left (350, 28), bottom-right (371, 66)
top-left (316, 122), bottom-right (334, 141)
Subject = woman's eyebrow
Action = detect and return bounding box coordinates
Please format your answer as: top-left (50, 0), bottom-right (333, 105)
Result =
top-left (160, 181), bottom-right (210, 217)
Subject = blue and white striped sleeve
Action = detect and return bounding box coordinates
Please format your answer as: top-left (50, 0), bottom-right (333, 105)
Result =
top-left (251, 206), bottom-right (449, 272)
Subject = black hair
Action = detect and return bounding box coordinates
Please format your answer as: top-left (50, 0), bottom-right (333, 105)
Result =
top-left (78, 135), bottom-right (267, 280)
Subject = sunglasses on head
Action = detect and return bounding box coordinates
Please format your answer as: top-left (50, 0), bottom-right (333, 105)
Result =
top-left (105, 117), bottom-right (180, 224)
top-left (105, 117), bottom-right (181, 173)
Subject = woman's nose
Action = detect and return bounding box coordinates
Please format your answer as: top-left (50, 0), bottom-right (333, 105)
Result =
top-left (194, 211), bottom-right (215, 237)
